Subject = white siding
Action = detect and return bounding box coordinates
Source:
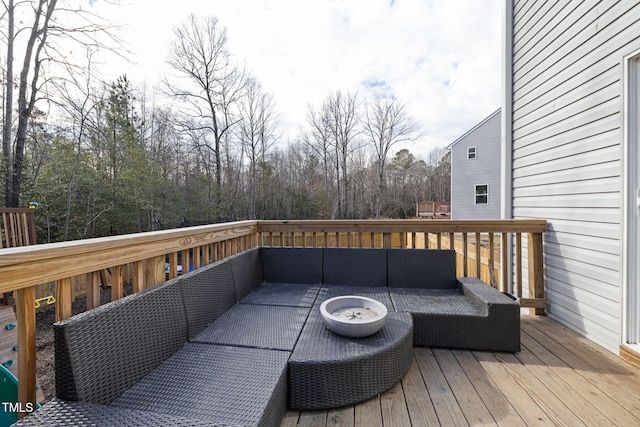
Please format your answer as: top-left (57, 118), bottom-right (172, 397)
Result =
top-left (449, 110), bottom-right (501, 220)
top-left (509, 0), bottom-right (640, 353)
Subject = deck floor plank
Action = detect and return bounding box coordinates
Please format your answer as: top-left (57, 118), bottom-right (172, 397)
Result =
top-left (415, 347), bottom-right (469, 426)
top-left (297, 410), bottom-right (328, 427)
top-left (401, 356), bottom-right (440, 425)
top-left (354, 394), bottom-right (383, 427)
top-left (493, 350), bottom-right (588, 426)
top-left (326, 406), bottom-right (354, 427)
top-left (472, 350), bottom-right (551, 426)
top-left (521, 328), bottom-right (638, 426)
top-left (281, 411), bottom-right (302, 427)
top-left (523, 318), bottom-right (640, 424)
top-left (451, 350), bottom-right (526, 427)
top-left (432, 348), bottom-right (495, 426)
top-left (282, 316), bottom-right (640, 427)
top-left (380, 380), bottom-right (412, 426)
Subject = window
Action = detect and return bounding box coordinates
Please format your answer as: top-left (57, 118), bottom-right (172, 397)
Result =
top-left (467, 146), bottom-right (476, 159)
top-left (475, 185), bottom-right (488, 205)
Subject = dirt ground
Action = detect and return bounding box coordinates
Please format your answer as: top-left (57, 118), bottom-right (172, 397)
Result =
top-left (35, 285), bottom-right (132, 402)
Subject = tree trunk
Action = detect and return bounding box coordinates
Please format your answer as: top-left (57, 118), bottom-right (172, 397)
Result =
top-left (3, 0), bottom-right (15, 207)
top-left (10, 0), bottom-right (58, 207)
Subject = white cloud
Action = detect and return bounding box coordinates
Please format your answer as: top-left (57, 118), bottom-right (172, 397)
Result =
top-left (92, 0), bottom-right (502, 159)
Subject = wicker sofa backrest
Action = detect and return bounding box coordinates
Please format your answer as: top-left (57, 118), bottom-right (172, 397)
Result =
top-left (229, 247), bottom-right (264, 301)
top-left (387, 249), bottom-right (457, 289)
top-left (180, 258), bottom-right (236, 339)
top-left (323, 248), bottom-right (388, 287)
top-left (54, 278), bottom-right (188, 405)
top-left (262, 247), bottom-right (323, 284)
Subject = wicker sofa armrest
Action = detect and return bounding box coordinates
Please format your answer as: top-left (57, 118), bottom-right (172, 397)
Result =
top-left (180, 258), bottom-right (236, 339)
top-left (457, 277), bottom-right (520, 313)
top-left (229, 247), bottom-right (263, 300)
top-left (55, 278), bottom-right (188, 405)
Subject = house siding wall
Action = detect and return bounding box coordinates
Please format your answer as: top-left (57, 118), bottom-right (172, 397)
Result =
top-left (510, 0), bottom-right (640, 353)
top-left (450, 111), bottom-right (501, 220)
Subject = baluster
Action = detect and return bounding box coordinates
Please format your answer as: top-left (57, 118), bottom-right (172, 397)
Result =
top-left (111, 265), bottom-right (123, 300)
top-left (488, 233), bottom-right (497, 288)
top-left (133, 260), bottom-right (145, 293)
top-left (193, 246), bottom-right (201, 271)
top-left (475, 232), bottom-right (481, 278)
top-left (501, 233), bottom-right (509, 293)
top-left (169, 252), bottom-right (179, 279)
top-left (86, 271), bottom-right (101, 309)
top-left (55, 278), bottom-right (72, 322)
top-left (462, 233), bottom-right (468, 277)
top-left (516, 233), bottom-right (523, 298)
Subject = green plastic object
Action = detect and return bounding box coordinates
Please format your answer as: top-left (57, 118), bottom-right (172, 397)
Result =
top-left (0, 364), bottom-right (19, 426)
top-left (0, 365), bottom-right (39, 426)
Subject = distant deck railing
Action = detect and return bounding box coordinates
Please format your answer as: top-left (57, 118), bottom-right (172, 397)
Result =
top-left (0, 219), bottom-right (546, 418)
top-left (1, 208), bottom-right (37, 248)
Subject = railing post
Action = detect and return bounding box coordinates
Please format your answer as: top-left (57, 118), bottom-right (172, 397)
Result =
top-left (16, 286), bottom-right (36, 419)
top-left (528, 232), bottom-right (545, 315)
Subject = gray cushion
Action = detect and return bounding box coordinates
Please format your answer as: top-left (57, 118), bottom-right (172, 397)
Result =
top-left (111, 343), bottom-right (289, 427)
top-left (261, 247), bottom-right (323, 284)
top-left (239, 282), bottom-right (321, 307)
top-left (191, 304), bottom-right (309, 351)
top-left (323, 248), bottom-right (387, 287)
top-left (387, 249), bottom-right (457, 289)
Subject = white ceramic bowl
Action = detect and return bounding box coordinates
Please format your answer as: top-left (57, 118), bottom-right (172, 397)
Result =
top-left (320, 295), bottom-right (388, 338)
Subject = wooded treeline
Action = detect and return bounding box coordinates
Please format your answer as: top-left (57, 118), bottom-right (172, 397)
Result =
top-left (1, 8), bottom-right (449, 243)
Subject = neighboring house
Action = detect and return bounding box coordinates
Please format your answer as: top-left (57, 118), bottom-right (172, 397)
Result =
top-left (448, 109), bottom-right (501, 220)
top-left (503, 1), bottom-right (640, 362)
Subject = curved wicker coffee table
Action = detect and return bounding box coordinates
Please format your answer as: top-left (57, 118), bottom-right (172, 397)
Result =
top-left (288, 308), bottom-right (413, 410)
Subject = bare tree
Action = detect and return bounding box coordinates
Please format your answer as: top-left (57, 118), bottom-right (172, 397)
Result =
top-left (326, 90), bottom-right (360, 218)
top-left (165, 14), bottom-right (245, 218)
top-left (2, 0), bottom-right (15, 206)
top-left (49, 47), bottom-right (100, 240)
top-left (362, 94), bottom-right (418, 218)
top-left (303, 101), bottom-right (334, 199)
top-left (237, 77), bottom-right (277, 219)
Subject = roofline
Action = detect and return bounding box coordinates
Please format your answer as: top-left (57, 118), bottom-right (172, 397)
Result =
top-left (446, 108), bottom-right (501, 150)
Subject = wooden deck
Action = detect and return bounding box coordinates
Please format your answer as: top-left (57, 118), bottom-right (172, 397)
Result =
top-left (281, 315), bottom-right (640, 427)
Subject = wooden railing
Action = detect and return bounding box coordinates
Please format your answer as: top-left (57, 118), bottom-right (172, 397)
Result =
top-left (0, 218), bottom-right (546, 417)
top-left (1, 208), bottom-right (37, 248)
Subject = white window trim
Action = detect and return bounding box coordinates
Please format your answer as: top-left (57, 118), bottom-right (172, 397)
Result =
top-left (467, 146), bottom-right (477, 159)
top-left (622, 48), bottom-right (640, 350)
top-left (474, 184), bottom-right (489, 205)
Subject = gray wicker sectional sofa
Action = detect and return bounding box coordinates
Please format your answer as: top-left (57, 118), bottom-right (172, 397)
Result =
top-left (15, 247), bottom-right (519, 426)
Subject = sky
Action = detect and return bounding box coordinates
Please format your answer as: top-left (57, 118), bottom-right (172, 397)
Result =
top-left (92, 0), bottom-right (503, 160)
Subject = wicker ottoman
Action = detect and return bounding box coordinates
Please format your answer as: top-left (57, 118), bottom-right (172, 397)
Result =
top-left (288, 307), bottom-right (413, 410)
